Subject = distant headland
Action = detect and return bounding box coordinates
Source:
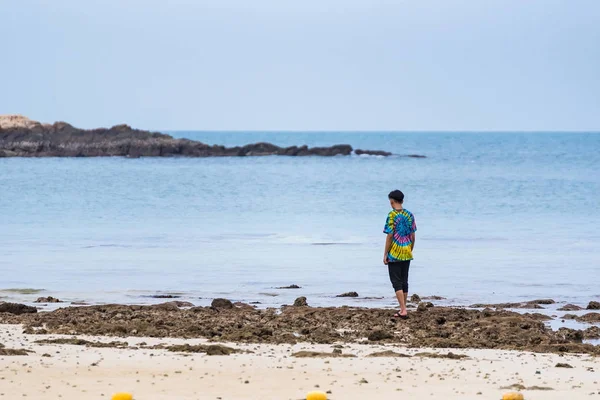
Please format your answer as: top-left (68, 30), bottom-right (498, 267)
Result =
top-left (0, 115), bottom-right (426, 159)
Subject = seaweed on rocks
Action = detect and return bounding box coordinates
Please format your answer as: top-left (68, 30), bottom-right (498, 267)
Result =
top-left (1, 303), bottom-right (598, 355)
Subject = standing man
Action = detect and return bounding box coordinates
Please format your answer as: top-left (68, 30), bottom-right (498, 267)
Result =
top-left (383, 190), bottom-right (417, 319)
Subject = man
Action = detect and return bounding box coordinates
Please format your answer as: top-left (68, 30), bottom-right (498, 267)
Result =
top-left (383, 190), bottom-right (417, 319)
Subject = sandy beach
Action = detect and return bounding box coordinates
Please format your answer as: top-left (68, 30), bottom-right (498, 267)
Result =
top-left (1, 311), bottom-right (599, 400)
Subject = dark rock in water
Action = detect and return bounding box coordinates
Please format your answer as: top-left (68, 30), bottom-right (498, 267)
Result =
top-left (211, 298), bottom-right (234, 310)
top-left (34, 297), bottom-right (62, 303)
top-left (293, 297), bottom-right (308, 307)
top-left (555, 363), bottom-right (573, 368)
top-left (556, 327), bottom-right (583, 343)
top-left (277, 285), bottom-right (301, 289)
top-left (410, 294), bottom-right (421, 303)
top-left (417, 303), bottom-right (429, 312)
top-left (368, 330), bottom-right (393, 341)
top-left (583, 326), bottom-right (600, 339)
top-left (470, 301), bottom-right (544, 310)
top-left (561, 314), bottom-right (578, 320)
top-left (423, 295), bottom-right (446, 300)
top-left (354, 149), bottom-right (392, 156)
top-left (557, 304), bottom-right (583, 311)
top-left (151, 294), bottom-right (181, 299)
top-left (587, 301), bottom-right (600, 310)
top-left (577, 312), bottom-right (600, 323)
top-left (529, 299), bottom-right (555, 305)
top-left (0, 115), bottom-right (390, 158)
top-left (407, 154), bottom-right (427, 158)
top-left (0, 303), bottom-right (37, 315)
top-left (336, 292), bottom-right (359, 298)
top-left (523, 313), bottom-right (553, 321)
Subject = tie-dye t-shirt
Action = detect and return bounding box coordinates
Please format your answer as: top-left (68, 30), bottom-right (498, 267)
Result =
top-left (383, 209), bottom-right (417, 261)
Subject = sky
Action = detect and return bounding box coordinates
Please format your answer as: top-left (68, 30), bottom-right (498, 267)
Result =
top-left (1, 0), bottom-right (599, 131)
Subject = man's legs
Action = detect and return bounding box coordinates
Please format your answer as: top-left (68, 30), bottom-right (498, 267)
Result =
top-left (395, 289), bottom-right (407, 316)
top-left (389, 261), bottom-right (410, 316)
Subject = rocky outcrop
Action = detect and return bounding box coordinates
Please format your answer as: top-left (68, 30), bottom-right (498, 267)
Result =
top-left (2, 304), bottom-right (598, 355)
top-left (0, 303), bottom-right (37, 315)
top-left (0, 115), bottom-right (397, 158)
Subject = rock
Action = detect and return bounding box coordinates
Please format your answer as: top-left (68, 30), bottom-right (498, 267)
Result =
top-left (576, 312), bottom-right (600, 323)
top-left (211, 298), bottom-right (234, 310)
top-left (555, 363), bottom-right (573, 368)
top-left (151, 294), bottom-right (180, 299)
top-left (336, 292), bottom-right (359, 298)
top-left (366, 350), bottom-right (411, 357)
top-left (587, 301), bottom-right (600, 310)
top-left (367, 330), bottom-right (393, 341)
top-left (561, 314), bottom-right (578, 320)
top-left (557, 304), bottom-right (583, 311)
top-left (34, 297), bottom-right (62, 303)
top-left (0, 303), bottom-right (37, 315)
top-left (233, 302), bottom-right (255, 309)
top-left (0, 348), bottom-right (30, 356)
top-left (582, 326), bottom-right (600, 339)
top-left (0, 115), bottom-right (391, 158)
top-left (2, 303), bottom-right (599, 356)
top-left (410, 294), bottom-right (421, 303)
top-left (291, 351), bottom-right (356, 358)
top-left (556, 328), bottom-right (583, 343)
top-left (528, 299), bottom-right (555, 305)
top-left (417, 303), bottom-right (428, 312)
top-left (276, 285), bottom-right (301, 289)
top-left (166, 344), bottom-right (241, 355)
top-left (293, 297), bottom-right (308, 307)
top-left (414, 352), bottom-right (469, 359)
top-left (470, 302), bottom-right (544, 309)
top-left (150, 302), bottom-right (180, 312)
top-left (423, 296), bottom-right (446, 300)
top-left (354, 149), bottom-right (392, 156)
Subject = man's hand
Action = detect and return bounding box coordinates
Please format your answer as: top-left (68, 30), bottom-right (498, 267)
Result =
top-left (383, 256), bottom-right (388, 265)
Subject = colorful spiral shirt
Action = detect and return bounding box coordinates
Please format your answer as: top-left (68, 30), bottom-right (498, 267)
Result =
top-left (383, 208), bottom-right (417, 261)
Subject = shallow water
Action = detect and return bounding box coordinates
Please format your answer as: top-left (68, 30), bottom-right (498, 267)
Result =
top-left (1, 132), bottom-right (599, 313)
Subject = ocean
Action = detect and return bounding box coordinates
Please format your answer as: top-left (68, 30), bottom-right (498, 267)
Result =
top-left (1, 132), bottom-right (599, 312)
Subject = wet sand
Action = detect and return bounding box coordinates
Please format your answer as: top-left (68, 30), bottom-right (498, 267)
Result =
top-left (1, 324), bottom-right (599, 399)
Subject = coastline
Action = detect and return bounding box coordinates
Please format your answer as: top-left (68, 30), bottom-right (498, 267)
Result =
top-left (0, 323), bottom-right (598, 399)
top-left (0, 115), bottom-right (404, 158)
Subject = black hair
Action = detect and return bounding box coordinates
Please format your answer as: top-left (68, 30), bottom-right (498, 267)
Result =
top-left (388, 190), bottom-right (404, 203)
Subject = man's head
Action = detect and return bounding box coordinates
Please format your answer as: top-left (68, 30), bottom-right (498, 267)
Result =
top-left (388, 190), bottom-right (404, 208)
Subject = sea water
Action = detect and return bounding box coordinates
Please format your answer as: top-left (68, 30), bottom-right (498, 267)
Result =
top-left (1, 132), bottom-right (599, 310)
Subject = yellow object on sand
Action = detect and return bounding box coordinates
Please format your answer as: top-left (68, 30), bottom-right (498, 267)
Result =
top-left (306, 391), bottom-right (328, 400)
top-left (112, 393), bottom-right (133, 400)
top-left (502, 393), bottom-right (524, 400)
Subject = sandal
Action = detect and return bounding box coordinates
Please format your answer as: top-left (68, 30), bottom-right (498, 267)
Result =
top-left (392, 312), bottom-right (409, 320)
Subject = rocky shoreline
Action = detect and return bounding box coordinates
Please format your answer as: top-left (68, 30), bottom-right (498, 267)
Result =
top-left (1, 300), bottom-right (598, 355)
top-left (0, 115), bottom-right (418, 158)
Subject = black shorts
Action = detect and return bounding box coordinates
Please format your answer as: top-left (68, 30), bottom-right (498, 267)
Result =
top-left (388, 260), bottom-right (410, 292)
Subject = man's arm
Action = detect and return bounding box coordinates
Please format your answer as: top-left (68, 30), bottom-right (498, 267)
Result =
top-left (410, 232), bottom-right (416, 251)
top-left (384, 233), bottom-right (393, 264)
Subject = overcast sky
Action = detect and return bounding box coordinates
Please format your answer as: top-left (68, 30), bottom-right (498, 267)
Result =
top-left (1, 0), bottom-right (599, 131)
